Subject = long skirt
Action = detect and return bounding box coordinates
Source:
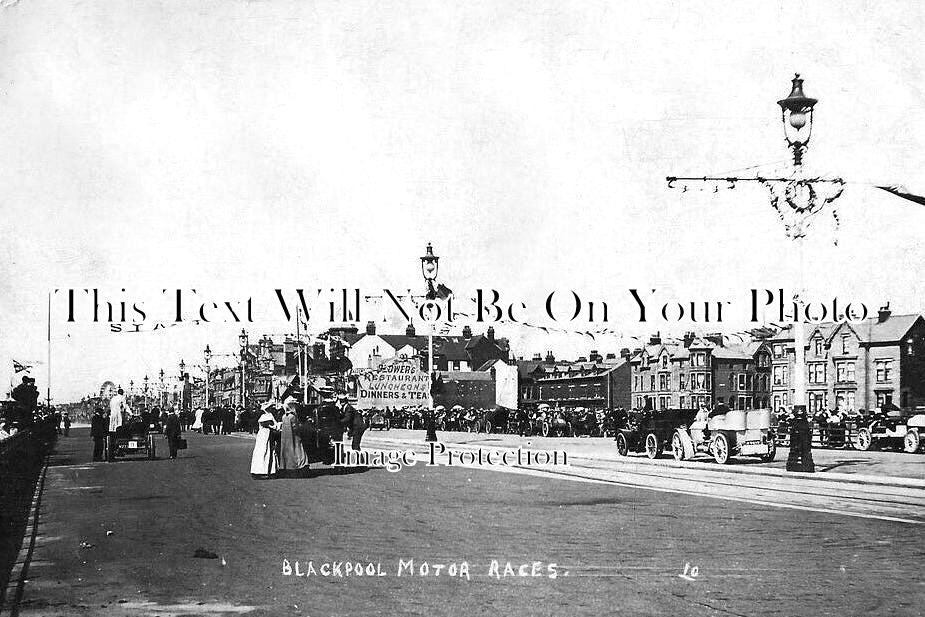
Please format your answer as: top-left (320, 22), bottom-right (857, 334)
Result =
top-left (250, 427), bottom-right (278, 477)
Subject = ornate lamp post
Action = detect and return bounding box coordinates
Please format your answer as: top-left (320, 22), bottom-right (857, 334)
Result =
top-left (143, 375), bottom-right (149, 411)
top-left (179, 359), bottom-right (186, 413)
top-left (668, 74), bottom-right (845, 418)
top-left (777, 74), bottom-right (817, 167)
top-left (420, 243), bottom-right (440, 442)
top-left (158, 369), bottom-right (165, 408)
top-left (204, 344), bottom-right (212, 410)
top-left (239, 329), bottom-right (249, 409)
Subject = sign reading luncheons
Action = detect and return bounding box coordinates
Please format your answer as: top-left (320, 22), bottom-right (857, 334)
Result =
top-left (354, 357), bottom-right (431, 409)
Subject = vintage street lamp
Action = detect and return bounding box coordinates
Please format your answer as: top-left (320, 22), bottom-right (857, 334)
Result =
top-left (158, 369), bottom-right (165, 407)
top-left (239, 329), bottom-right (249, 409)
top-left (204, 344), bottom-right (212, 410)
top-left (143, 375), bottom-right (149, 411)
top-left (420, 242), bottom-right (440, 442)
top-left (777, 73), bottom-right (817, 167)
top-left (421, 242), bottom-right (439, 300)
top-left (179, 359), bottom-right (186, 412)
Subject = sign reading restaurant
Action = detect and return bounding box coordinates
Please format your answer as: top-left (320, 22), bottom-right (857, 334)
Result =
top-left (354, 356), bottom-right (430, 409)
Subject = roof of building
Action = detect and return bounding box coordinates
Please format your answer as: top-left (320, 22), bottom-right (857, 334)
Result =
top-left (440, 371), bottom-right (493, 382)
top-left (770, 313), bottom-right (923, 345)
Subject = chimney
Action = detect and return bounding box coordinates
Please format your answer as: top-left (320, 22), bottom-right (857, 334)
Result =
top-left (532, 352), bottom-right (542, 361)
top-left (620, 348), bottom-right (631, 360)
top-left (705, 332), bottom-right (724, 346)
top-left (406, 323), bottom-right (416, 337)
top-left (589, 350), bottom-right (603, 363)
top-left (576, 356), bottom-right (588, 363)
top-left (878, 303), bottom-right (891, 323)
top-left (605, 352), bottom-right (616, 360)
top-left (366, 321), bottom-right (376, 335)
top-left (545, 351), bottom-right (555, 364)
top-left (683, 331), bottom-right (696, 347)
top-left (462, 325), bottom-right (472, 339)
top-left (649, 331), bottom-right (661, 345)
top-left (487, 326), bottom-right (495, 341)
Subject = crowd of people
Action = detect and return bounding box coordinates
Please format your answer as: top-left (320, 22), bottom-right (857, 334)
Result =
top-left (250, 391), bottom-right (365, 479)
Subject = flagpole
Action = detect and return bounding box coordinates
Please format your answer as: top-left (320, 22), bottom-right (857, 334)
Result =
top-left (47, 292), bottom-right (51, 410)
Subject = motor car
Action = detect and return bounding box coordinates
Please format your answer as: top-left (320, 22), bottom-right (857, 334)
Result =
top-left (106, 415), bottom-right (157, 461)
top-left (616, 408), bottom-right (698, 459)
top-left (367, 409), bottom-right (390, 431)
top-left (671, 408), bottom-right (776, 464)
top-left (854, 410), bottom-right (925, 453)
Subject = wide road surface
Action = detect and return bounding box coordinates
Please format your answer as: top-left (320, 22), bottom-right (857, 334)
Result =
top-left (6, 428), bottom-right (924, 617)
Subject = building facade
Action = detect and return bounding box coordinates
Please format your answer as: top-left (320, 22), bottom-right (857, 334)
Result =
top-left (630, 333), bottom-right (772, 411)
top-left (768, 306), bottom-right (925, 413)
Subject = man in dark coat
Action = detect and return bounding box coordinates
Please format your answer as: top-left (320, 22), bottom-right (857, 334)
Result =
top-left (337, 395), bottom-right (365, 451)
top-left (786, 405), bottom-right (815, 472)
top-left (90, 406), bottom-right (107, 461)
top-left (164, 408), bottom-right (183, 459)
top-left (11, 377), bottom-right (39, 426)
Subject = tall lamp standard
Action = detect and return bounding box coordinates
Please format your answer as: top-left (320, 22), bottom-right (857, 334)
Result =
top-left (668, 74), bottom-right (844, 417)
top-left (179, 359), bottom-right (186, 413)
top-left (204, 344), bottom-right (212, 411)
top-left (239, 329), bottom-right (249, 410)
top-left (158, 369), bottom-right (165, 408)
top-left (420, 243), bottom-right (440, 442)
top-left (776, 73), bottom-right (818, 415)
top-left (129, 380), bottom-right (134, 407)
top-left (143, 375), bottom-right (150, 411)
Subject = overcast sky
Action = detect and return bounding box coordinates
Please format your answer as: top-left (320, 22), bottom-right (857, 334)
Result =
top-left (2, 0), bottom-right (925, 400)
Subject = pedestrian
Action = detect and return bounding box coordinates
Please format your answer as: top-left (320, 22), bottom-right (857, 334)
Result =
top-left (109, 388), bottom-right (128, 436)
top-left (250, 403), bottom-right (280, 479)
top-left (63, 411), bottom-right (71, 436)
top-left (191, 407), bottom-right (204, 433)
top-left (278, 400), bottom-right (309, 477)
top-left (90, 406), bottom-right (107, 461)
top-left (164, 407), bottom-right (183, 459)
top-left (337, 394), bottom-right (366, 451)
top-left (786, 405), bottom-right (815, 472)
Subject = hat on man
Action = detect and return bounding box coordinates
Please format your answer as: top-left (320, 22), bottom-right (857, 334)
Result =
top-left (337, 394), bottom-right (348, 402)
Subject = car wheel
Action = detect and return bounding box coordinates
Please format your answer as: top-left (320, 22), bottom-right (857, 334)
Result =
top-left (484, 421), bottom-right (492, 434)
top-left (854, 427), bottom-right (873, 451)
top-left (541, 422), bottom-right (550, 437)
top-left (671, 433), bottom-right (686, 461)
top-left (711, 433), bottom-right (730, 464)
top-left (616, 433), bottom-right (629, 456)
top-left (904, 429), bottom-right (920, 454)
top-left (644, 433), bottom-right (662, 459)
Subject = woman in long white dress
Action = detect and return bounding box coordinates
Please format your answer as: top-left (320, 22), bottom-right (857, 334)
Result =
top-left (191, 407), bottom-right (205, 433)
top-left (250, 406), bottom-right (280, 479)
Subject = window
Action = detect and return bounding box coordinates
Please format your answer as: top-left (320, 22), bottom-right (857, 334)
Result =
top-left (808, 363), bottom-right (826, 384)
top-left (758, 353), bottom-right (770, 368)
top-left (836, 361), bottom-right (855, 383)
top-left (773, 365), bottom-right (788, 386)
top-left (876, 392), bottom-right (893, 408)
top-left (773, 344), bottom-right (783, 358)
top-left (836, 391), bottom-right (856, 411)
top-left (661, 355), bottom-right (668, 369)
top-left (907, 338), bottom-right (915, 357)
top-left (679, 374), bottom-right (687, 390)
top-left (738, 395), bottom-right (752, 410)
top-left (814, 338), bottom-right (823, 356)
top-left (650, 375), bottom-right (655, 390)
top-left (658, 395), bottom-right (670, 409)
top-left (659, 373), bottom-right (669, 391)
top-left (692, 352), bottom-right (706, 367)
top-left (737, 374), bottom-right (747, 390)
top-left (875, 359), bottom-right (894, 383)
top-left (809, 392), bottom-right (827, 414)
top-left (842, 335), bottom-right (849, 355)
